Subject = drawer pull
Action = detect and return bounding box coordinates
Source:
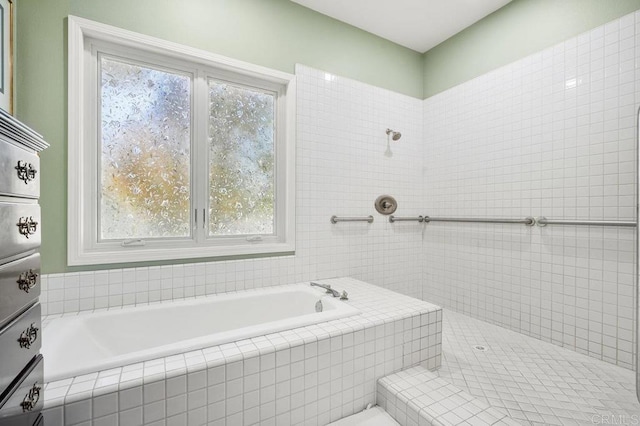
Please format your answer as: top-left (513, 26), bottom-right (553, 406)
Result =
top-left (17, 323), bottom-right (39, 349)
top-left (17, 269), bottom-right (39, 293)
top-left (16, 216), bottom-right (38, 238)
top-left (15, 161), bottom-right (38, 184)
top-left (20, 383), bottom-right (41, 412)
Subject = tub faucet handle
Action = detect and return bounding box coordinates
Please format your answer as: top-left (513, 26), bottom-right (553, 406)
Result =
top-left (340, 291), bottom-right (348, 301)
top-left (310, 281), bottom-right (341, 298)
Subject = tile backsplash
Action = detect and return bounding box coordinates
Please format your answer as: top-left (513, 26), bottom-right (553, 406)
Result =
top-left (43, 10), bottom-right (640, 371)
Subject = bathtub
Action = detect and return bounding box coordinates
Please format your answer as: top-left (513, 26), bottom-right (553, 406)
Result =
top-left (42, 283), bottom-right (360, 382)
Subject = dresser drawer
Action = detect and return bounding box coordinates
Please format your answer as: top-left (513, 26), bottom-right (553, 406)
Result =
top-left (0, 304), bottom-right (41, 402)
top-left (0, 204), bottom-right (40, 261)
top-left (0, 355), bottom-right (43, 426)
top-left (0, 140), bottom-right (39, 199)
top-left (0, 254), bottom-right (40, 329)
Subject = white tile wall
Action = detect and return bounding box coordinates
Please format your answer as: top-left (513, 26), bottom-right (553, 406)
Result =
top-left (41, 64), bottom-right (425, 315)
top-left (422, 11), bottom-right (638, 369)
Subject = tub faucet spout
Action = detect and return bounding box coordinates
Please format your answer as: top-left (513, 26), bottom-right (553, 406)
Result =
top-left (310, 281), bottom-right (340, 298)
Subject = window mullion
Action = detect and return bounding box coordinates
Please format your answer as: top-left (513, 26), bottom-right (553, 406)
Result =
top-left (193, 69), bottom-right (209, 243)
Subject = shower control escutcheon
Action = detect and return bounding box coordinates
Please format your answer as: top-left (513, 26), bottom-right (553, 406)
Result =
top-left (374, 195), bottom-right (397, 215)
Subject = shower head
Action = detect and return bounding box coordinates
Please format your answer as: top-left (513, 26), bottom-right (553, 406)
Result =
top-left (386, 128), bottom-right (402, 141)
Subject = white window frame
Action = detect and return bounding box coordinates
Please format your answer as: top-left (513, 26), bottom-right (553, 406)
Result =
top-left (68, 16), bottom-right (295, 266)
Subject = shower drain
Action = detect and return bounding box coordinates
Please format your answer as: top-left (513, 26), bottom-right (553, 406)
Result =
top-left (473, 345), bottom-right (488, 352)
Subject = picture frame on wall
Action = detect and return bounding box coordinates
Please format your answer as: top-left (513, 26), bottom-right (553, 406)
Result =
top-left (0, 0), bottom-right (13, 114)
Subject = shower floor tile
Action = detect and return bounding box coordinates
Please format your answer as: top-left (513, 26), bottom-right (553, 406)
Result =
top-left (435, 310), bottom-right (640, 425)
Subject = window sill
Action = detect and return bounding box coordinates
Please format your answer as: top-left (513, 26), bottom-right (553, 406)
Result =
top-left (67, 242), bottom-right (295, 266)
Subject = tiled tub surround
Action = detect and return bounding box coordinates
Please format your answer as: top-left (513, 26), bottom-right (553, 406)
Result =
top-left (423, 10), bottom-right (639, 369)
top-left (41, 278), bottom-right (443, 426)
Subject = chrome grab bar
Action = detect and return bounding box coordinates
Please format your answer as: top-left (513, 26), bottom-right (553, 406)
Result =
top-left (330, 215), bottom-right (374, 224)
top-left (536, 217), bottom-right (637, 227)
top-left (330, 214), bottom-right (636, 227)
top-left (389, 215), bottom-right (424, 223)
top-left (423, 216), bottom-right (536, 226)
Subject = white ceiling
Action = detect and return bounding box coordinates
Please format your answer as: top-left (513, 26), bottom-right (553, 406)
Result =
top-left (291, 0), bottom-right (512, 53)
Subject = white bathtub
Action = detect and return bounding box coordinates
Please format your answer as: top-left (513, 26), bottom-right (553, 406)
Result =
top-left (42, 284), bottom-right (360, 382)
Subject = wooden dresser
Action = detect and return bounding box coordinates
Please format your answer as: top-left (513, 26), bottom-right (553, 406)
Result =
top-left (0, 110), bottom-right (48, 426)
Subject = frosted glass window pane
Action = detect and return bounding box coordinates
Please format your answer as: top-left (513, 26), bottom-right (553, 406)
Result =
top-left (208, 80), bottom-right (275, 236)
top-left (100, 57), bottom-right (191, 240)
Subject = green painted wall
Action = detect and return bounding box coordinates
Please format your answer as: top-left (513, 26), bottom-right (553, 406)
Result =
top-left (16, 0), bottom-right (423, 273)
top-left (69, 0), bottom-right (423, 97)
top-left (16, 0), bottom-right (70, 274)
top-left (423, 0), bottom-right (640, 98)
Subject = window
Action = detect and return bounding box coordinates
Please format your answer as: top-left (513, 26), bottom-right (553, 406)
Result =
top-left (68, 16), bottom-right (295, 265)
top-left (100, 56), bottom-right (192, 241)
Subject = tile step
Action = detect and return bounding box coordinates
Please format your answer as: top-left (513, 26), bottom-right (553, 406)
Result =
top-left (377, 366), bottom-right (521, 426)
